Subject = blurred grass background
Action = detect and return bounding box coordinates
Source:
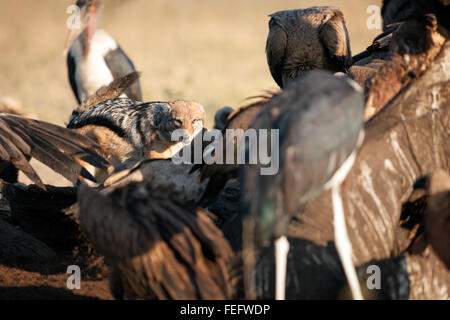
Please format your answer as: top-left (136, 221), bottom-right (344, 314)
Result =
top-left (0, 0), bottom-right (382, 185)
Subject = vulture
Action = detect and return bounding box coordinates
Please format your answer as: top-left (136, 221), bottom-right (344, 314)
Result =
top-left (0, 113), bottom-right (107, 189)
top-left (266, 6), bottom-right (352, 88)
top-left (67, 98), bottom-right (206, 171)
top-left (425, 170), bottom-right (450, 270)
top-left (241, 71), bottom-right (365, 299)
top-left (65, 0), bottom-right (142, 104)
top-left (77, 181), bottom-right (238, 300)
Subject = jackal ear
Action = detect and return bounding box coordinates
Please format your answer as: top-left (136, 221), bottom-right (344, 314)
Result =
top-left (153, 105), bottom-right (167, 126)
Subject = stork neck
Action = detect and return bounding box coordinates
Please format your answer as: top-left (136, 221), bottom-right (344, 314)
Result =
top-left (81, 1), bottom-right (98, 56)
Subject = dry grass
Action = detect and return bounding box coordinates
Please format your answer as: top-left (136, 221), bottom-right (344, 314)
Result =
top-left (0, 0), bottom-right (382, 185)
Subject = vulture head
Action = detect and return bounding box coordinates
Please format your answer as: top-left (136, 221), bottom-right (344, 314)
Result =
top-left (266, 6), bottom-right (352, 88)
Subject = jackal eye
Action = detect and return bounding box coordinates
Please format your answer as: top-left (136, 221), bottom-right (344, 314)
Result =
top-left (173, 119), bottom-right (182, 127)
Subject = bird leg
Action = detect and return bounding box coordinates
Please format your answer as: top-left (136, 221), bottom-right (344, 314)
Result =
top-left (331, 184), bottom-right (363, 300)
top-left (275, 235), bottom-right (290, 300)
top-left (332, 184), bottom-right (364, 300)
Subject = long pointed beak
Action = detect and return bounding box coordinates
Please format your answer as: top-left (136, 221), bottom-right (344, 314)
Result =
top-left (63, 27), bottom-right (82, 57)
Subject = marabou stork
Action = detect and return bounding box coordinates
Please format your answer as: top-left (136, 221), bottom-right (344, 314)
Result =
top-left (65, 0), bottom-right (142, 104)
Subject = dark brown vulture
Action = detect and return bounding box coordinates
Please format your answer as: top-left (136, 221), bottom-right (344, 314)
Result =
top-left (0, 113), bottom-right (107, 189)
top-left (425, 170), bottom-right (450, 270)
top-left (266, 6), bottom-right (352, 88)
top-left (77, 181), bottom-right (238, 300)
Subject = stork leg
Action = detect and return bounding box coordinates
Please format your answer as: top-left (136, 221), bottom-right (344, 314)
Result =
top-left (331, 184), bottom-right (364, 300)
top-left (275, 235), bottom-right (290, 300)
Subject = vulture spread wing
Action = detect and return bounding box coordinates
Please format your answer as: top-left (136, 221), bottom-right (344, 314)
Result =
top-left (0, 113), bottom-right (108, 189)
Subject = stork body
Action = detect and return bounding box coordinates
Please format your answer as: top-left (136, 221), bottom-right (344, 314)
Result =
top-left (66, 0), bottom-right (142, 104)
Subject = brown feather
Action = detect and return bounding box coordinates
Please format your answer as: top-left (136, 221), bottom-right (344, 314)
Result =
top-left (0, 113), bottom-right (108, 189)
top-left (78, 181), bottom-right (237, 299)
top-left (364, 14), bottom-right (446, 121)
top-left (75, 71), bottom-right (141, 114)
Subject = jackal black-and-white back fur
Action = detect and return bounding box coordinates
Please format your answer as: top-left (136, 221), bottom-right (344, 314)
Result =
top-left (67, 98), bottom-right (206, 167)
